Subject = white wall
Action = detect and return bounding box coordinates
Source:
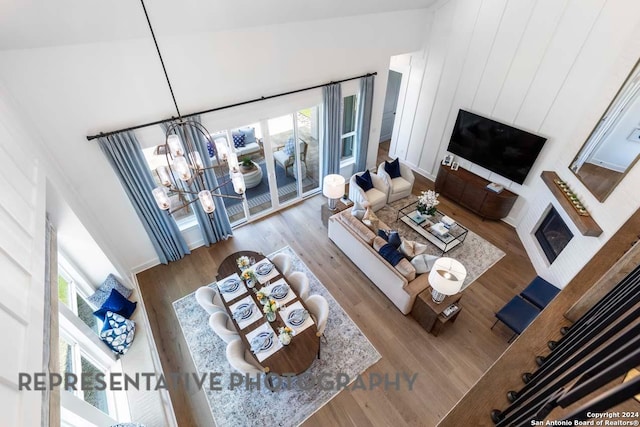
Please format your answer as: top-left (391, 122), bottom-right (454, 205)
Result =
top-left (0, 9), bottom-right (429, 273)
top-left (392, 0), bottom-right (640, 286)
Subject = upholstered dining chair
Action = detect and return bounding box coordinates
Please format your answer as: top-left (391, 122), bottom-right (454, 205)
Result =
top-left (287, 271), bottom-right (310, 301)
top-left (195, 286), bottom-right (225, 315)
top-left (305, 294), bottom-right (329, 358)
top-left (225, 338), bottom-right (264, 375)
top-left (208, 312), bottom-right (239, 343)
top-left (377, 160), bottom-right (415, 203)
top-left (271, 253), bottom-right (292, 277)
top-left (348, 171), bottom-right (389, 212)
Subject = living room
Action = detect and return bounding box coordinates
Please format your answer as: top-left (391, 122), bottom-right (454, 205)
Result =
top-left (1, 0), bottom-right (639, 426)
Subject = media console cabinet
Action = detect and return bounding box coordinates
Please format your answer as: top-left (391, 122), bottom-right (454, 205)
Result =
top-left (435, 165), bottom-right (517, 220)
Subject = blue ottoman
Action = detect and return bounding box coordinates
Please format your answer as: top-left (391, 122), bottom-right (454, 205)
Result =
top-left (520, 276), bottom-right (559, 309)
top-left (493, 295), bottom-right (541, 342)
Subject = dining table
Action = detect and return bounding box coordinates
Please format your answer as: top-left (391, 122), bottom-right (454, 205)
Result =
top-left (215, 250), bottom-right (319, 375)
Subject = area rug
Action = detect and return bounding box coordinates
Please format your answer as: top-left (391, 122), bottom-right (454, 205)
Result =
top-left (376, 195), bottom-right (506, 289)
top-left (172, 246), bottom-right (381, 427)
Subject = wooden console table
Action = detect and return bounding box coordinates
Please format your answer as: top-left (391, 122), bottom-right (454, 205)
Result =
top-left (411, 288), bottom-right (462, 336)
top-left (435, 165), bottom-right (517, 220)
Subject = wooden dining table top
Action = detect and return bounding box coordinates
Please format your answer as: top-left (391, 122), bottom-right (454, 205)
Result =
top-left (216, 250), bottom-right (319, 375)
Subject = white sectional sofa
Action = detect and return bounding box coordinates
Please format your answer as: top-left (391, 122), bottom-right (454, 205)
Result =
top-left (328, 210), bottom-right (429, 314)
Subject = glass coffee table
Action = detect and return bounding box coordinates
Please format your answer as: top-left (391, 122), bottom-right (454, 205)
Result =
top-left (397, 201), bottom-right (468, 254)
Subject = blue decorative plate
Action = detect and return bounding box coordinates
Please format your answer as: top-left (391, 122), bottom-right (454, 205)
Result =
top-left (220, 278), bottom-right (240, 293)
top-left (255, 263), bottom-right (274, 276)
top-left (270, 284), bottom-right (289, 300)
top-left (287, 309), bottom-right (307, 327)
top-left (234, 303), bottom-right (253, 320)
top-left (251, 331), bottom-right (273, 352)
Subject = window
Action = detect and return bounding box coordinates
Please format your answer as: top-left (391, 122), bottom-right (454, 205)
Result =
top-left (57, 253), bottom-right (125, 423)
top-left (341, 94), bottom-right (358, 160)
top-left (59, 333), bottom-right (112, 415)
top-left (58, 265), bottom-right (101, 334)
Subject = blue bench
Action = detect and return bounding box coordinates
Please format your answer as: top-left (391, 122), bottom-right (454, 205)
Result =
top-left (492, 276), bottom-right (558, 343)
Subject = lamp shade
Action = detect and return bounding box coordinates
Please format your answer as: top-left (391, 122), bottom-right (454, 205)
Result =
top-left (152, 187), bottom-right (170, 210)
top-left (198, 190), bottom-right (215, 213)
top-left (167, 134), bottom-right (184, 157)
top-left (231, 171), bottom-right (245, 194)
top-left (323, 174), bottom-right (346, 199)
top-left (429, 257), bottom-right (467, 295)
top-left (188, 151), bottom-right (204, 170)
top-left (155, 166), bottom-right (171, 186)
top-left (172, 156), bottom-right (192, 181)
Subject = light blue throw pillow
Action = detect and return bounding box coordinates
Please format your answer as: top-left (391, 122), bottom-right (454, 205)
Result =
top-left (284, 137), bottom-right (295, 156)
top-left (351, 200), bottom-right (366, 220)
top-left (239, 127), bottom-right (256, 145)
top-left (87, 274), bottom-right (132, 308)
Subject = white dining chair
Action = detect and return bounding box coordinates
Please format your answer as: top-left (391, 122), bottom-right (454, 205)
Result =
top-left (287, 271), bottom-right (310, 301)
top-left (225, 338), bottom-right (264, 376)
top-left (195, 286), bottom-right (225, 315)
top-left (271, 253), bottom-right (292, 277)
top-left (208, 312), bottom-right (239, 343)
top-left (305, 294), bottom-right (329, 359)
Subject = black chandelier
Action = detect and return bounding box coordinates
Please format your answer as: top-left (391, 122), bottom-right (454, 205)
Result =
top-left (141, 0), bottom-right (244, 215)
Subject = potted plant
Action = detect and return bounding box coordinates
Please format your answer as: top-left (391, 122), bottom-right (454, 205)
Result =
top-left (417, 190), bottom-right (440, 216)
top-left (240, 156), bottom-right (255, 171)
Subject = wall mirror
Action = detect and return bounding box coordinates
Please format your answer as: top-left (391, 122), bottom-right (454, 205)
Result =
top-left (570, 59), bottom-right (640, 202)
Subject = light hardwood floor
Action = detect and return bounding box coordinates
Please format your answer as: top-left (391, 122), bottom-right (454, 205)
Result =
top-left (136, 144), bottom-right (536, 427)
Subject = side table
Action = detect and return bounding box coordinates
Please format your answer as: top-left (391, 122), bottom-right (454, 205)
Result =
top-left (411, 287), bottom-right (462, 336)
top-left (321, 199), bottom-right (352, 227)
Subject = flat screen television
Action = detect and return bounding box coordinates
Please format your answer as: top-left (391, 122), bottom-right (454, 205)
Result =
top-left (447, 109), bottom-right (547, 184)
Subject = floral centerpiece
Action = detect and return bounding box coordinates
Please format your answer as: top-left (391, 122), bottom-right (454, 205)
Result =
top-left (277, 326), bottom-right (293, 345)
top-left (417, 190), bottom-right (440, 216)
top-left (255, 290), bottom-right (268, 304)
top-left (263, 298), bottom-right (278, 322)
top-left (241, 268), bottom-right (256, 288)
top-left (236, 256), bottom-right (250, 270)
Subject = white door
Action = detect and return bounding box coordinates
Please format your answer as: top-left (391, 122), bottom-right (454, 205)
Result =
top-left (380, 70), bottom-right (403, 142)
top-left (0, 115), bottom-right (46, 426)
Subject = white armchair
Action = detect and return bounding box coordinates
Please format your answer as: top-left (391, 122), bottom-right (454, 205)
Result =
top-left (225, 338), bottom-right (264, 375)
top-left (195, 286), bottom-right (225, 315)
top-left (208, 312), bottom-right (239, 343)
top-left (287, 271), bottom-right (310, 301)
top-left (377, 161), bottom-right (415, 203)
top-left (348, 171), bottom-right (389, 212)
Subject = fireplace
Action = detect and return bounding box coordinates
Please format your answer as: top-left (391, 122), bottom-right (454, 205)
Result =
top-left (535, 207), bottom-right (574, 264)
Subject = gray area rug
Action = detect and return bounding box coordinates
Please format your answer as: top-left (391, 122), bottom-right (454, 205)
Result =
top-left (377, 195), bottom-right (506, 289)
top-left (172, 246), bottom-right (381, 427)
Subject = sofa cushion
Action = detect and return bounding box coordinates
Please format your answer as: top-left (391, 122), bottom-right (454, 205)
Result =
top-left (87, 274), bottom-right (132, 309)
top-left (400, 240), bottom-right (428, 259)
top-left (232, 132), bottom-right (246, 148)
top-left (93, 288), bottom-right (137, 320)
top-left (355, 170), bottom-right (374, 192)
top-left (395, 259), bottom-right (417, 282)
top-left (378, 243), bottom-right (404, 266)
top-left (372, 236), bottom-right (387, 251)
top-left (351, 200), bottom-right (366, 220)
top-left (284, 137), bottom-right (295, 156)
top-left (411, 254), bottom-right (440, 274)
top-left (362, 208), bottom-right (380, 232)
top-left (378, 229), bottom-right (402, 249)
top-left (365, 187), bottom-right (387, 208)
top-left (385, 158), bottom-right (402, 178)
top-left (390, 177), bottom-right (412, 195)
top-left (341, 212), bottom-right (376, 244)
top-left (100, 311), bottom-right (136, 355)
top-left (238, 127), bottom-right (257, 145)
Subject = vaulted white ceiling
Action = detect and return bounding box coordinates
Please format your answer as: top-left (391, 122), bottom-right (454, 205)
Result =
top-left (0, 0), bottom-right (437, 50)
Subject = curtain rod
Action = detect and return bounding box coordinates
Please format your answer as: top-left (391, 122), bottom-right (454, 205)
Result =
top-left (86, 71), bottom-right (377, 141)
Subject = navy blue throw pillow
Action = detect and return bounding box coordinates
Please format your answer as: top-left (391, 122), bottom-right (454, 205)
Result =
top-left (93, 288), bottom-right (137, 320)
top-left (232, 132), bottom-right (246, 148)
top-left (378, 229), bottom-right (402, 249)
top-left (385, 158), bottom-right (402, 179)
top-left (355, 170), bottom-right (374, 192)
top-left (378, 243), bottom-right (404, 266)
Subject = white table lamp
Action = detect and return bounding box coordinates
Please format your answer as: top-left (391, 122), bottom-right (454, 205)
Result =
top-left (323, 174), bottom-right (346, 211)
top-left (429, 257), bottom-right (467, 303)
